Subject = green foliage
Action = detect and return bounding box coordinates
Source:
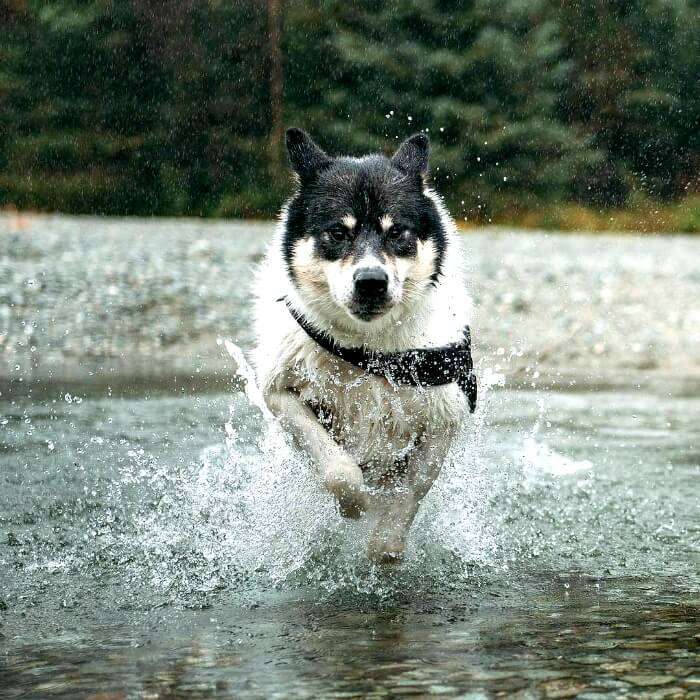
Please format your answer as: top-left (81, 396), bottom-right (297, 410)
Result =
top-left (281, 0), bottom-right (602, 220)
top-left (0, 0), bottom-right (697, 221)
top-left (556, 0), bottom-right (700, 206)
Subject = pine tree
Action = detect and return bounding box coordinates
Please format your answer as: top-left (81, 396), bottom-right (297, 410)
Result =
top-left (0, 1), bottom-right (275, 216)
top-left (1, 0), bottom-right (697, 218)
top-left (282, 0), bottom-right (601, 220)
top-left (556, 0), bottom-right (700, 204)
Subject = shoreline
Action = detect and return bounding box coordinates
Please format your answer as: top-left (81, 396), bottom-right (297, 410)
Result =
top-left (2, 208), bottom-right (699, 235)
top-left (2, 216), bottom-right (699, 394)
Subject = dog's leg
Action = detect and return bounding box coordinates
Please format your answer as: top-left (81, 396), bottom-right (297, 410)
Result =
top-left (368, 427), bottom-right (455, 564)
top-left (266, 390), bottom-right (368, 518)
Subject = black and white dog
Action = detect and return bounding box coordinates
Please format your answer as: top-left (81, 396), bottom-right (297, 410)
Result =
top-left (253, 129), bottom-right (476, 563)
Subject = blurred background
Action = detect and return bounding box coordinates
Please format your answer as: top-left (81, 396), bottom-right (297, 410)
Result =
top-left (1, 0), bottom-right (698, 230)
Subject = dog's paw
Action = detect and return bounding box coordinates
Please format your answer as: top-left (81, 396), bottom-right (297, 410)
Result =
top-left (324, 463), bottom-right (367, 520)
top-left (367, 532), bottom-right (406, 565)
top-left (369, 548), bottom-right (404, 566)
top-left (337, 492), bottom-right (368, 520)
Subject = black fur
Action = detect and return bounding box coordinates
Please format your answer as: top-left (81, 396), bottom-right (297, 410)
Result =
top-left (391, 133), bottom-right (430, 176)
top-left (285, 128), bottom-right (332, 184)
top-left (282, 130), bottom-right (447, 284)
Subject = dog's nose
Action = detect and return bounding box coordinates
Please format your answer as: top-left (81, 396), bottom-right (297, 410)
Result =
top-left (353, 267), bottom-right (389, 298)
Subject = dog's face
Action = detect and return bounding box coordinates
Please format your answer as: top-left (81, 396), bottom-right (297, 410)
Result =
top-left (283, 129), bottom-right (447, 326)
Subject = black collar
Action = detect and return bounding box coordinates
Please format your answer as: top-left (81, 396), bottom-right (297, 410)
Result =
top-left (283, 298), bottom-right (477, 413)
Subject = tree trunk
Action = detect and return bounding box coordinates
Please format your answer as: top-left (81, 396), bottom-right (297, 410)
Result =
top-left (268, 0), bottom-right (284, 173)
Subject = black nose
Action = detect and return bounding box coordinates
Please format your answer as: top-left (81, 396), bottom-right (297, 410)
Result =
top-left (353, 267), bottom-right (388, 298)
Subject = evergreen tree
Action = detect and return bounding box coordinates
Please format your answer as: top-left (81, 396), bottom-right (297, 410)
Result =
top-left (0, 0), bottom-right (697, 219)
top-left (0, 1), bottom-right (273, 216)
top-left (283, 0), bottom-right (601, 220)
top-left (1, 1), bottom-right (172, 213)
top-left (556, 0), bottom-right (700, 204)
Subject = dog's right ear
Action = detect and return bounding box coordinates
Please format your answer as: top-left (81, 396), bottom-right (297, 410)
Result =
top-left (285, 128), bottom-right (331, 184)
top-left (391, 133), bottom-right (430, 177)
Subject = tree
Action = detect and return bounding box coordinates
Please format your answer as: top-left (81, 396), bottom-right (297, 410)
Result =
top-left (557, 0), bottom-right (700, 204)
top-left (1, 0), bottom-right (697, 218)
top-left (282, 0), bottom-right (601, 220)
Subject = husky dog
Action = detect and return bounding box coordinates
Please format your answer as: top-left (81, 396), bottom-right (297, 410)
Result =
top-left (253, 128), bottom-right (475, 564)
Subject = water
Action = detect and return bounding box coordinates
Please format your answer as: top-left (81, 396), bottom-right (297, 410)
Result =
top-left (1, 216), bottom-right (699, 697)
top-left (1, 377), bottom-right (698, 697)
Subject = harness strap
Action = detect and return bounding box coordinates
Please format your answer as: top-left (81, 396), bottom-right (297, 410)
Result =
top-left (283, 298), bottom-right (477, 413)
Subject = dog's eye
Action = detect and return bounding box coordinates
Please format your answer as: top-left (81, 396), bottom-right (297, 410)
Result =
top-left (388, 226), bottom-right (411, 240)
top-left (325, 228), bottom-right (347, 244)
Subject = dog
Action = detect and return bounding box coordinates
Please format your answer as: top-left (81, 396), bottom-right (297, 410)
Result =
top-left (253, 128), bottom-right (476, 564)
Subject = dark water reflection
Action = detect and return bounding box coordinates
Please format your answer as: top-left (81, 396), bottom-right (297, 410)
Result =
top-left (1, 580), bottom-right (699, 698)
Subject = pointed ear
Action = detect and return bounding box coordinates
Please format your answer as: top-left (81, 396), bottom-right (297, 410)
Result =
top-left (391, 133), bottom-right (430, 176)
top-left (285, 128), bottom-right (331, 183)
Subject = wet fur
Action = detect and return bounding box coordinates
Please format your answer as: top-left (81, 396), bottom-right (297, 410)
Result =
top-left (253, 130), bottom-right (472, 563)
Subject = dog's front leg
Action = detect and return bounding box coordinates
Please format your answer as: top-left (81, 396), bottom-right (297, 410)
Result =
top-left (266, 390), bottom-right (368, 518)
top-left (368, 426), bottom-right (456, 564)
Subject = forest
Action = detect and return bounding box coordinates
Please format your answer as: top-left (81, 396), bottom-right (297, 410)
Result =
top-left (1, 0), bottom-right (698, 229)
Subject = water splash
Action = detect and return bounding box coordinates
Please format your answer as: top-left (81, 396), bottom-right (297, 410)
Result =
top-left (112, 338), bottom-right (646, 604)
top-left (522, 437), bottom-right (593, 477)
top-left (99, 340), bottom-right (522, 602)
top-left (11, 341), bottom-right (689, 608)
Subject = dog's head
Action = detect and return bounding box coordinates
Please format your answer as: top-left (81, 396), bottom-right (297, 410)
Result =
top-left (282, 128), bottom-right (448, 327)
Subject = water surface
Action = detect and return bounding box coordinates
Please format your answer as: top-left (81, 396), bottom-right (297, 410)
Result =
top-left (1, 378), bottom-right (698, 698)
top-left (1, 216), bottom-right (698, 697)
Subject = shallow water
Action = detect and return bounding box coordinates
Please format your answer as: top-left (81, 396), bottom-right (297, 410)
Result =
top-left (1, 375), bottom-right (698, 697)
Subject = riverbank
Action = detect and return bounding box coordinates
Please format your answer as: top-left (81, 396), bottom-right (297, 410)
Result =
top-left (460, 195), bottom-right (700, 234)
top-left (1, 213), bottom-right (699, 393)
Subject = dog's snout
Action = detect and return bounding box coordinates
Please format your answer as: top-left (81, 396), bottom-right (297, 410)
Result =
top-left (353, 267), bottom-right (389, 297)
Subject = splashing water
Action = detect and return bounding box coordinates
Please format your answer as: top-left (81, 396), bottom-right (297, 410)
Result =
top-left (5, 340), bottom-right (696, 611)
top-left (94, 338), bottom-right (626, 606)
top-left (95, 339), bottom-right (524, 602)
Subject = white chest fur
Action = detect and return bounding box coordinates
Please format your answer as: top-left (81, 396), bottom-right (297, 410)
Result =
top-left (284, 338), bottom-right (465, 471)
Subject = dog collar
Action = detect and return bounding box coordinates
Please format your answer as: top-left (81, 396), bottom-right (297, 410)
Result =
top-left (282, 297), bottom-right (477, 413)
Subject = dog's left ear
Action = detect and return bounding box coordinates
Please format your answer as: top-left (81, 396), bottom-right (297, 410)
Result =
top-left (391, 133), bottom-right (430, 177)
